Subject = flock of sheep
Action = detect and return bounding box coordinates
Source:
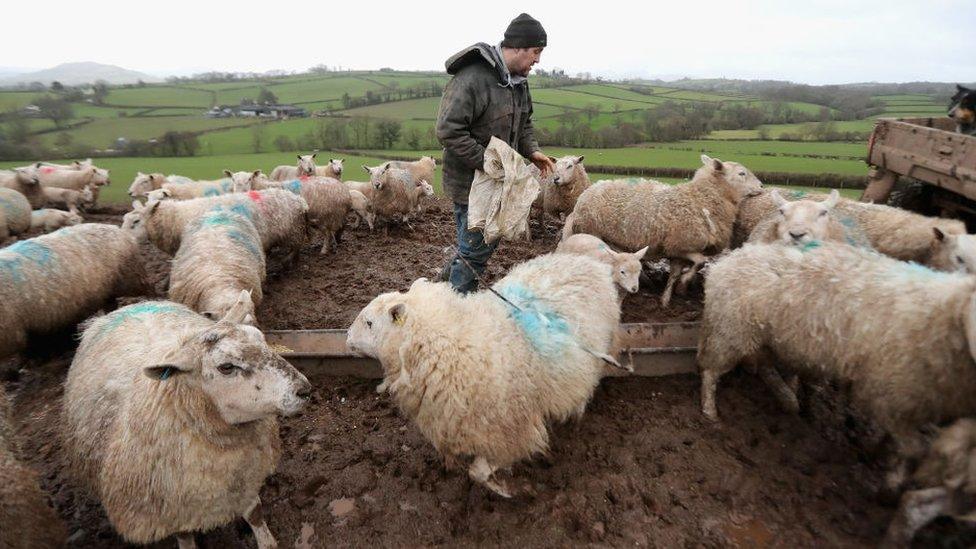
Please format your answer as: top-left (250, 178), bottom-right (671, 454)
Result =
top-left (0, 148), bottom-right (975, 547)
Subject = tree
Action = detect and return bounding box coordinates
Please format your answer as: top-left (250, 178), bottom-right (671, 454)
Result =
top-left (274, 135), bottom-right (294, 152)
top-left (251, 124), bottom-right (267, 153)
top-left (50, 81), bottom-right (64, 92)
top-left (34, 95), bottom-right (74, 128)
top-left (308, 64), bottom-right (331, 74)
top-left (257, 88), bottom-right (279, 105)
top-left (374, 119), bottom-right (401, 149)
top-left (54, 131), bottom-right (73, 149)
top-left (91, 80), bottom-right (109, 105)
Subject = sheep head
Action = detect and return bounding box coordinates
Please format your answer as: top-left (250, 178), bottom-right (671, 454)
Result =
top-left (771, 189), bottom-right (840, 246)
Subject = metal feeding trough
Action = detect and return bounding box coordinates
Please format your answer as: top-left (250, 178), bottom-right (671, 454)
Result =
top-left (265, 322), bottom-right (700, 379)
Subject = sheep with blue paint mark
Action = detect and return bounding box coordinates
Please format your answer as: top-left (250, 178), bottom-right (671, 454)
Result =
top-left (565, 155), bottom-right (764, 307)
top-left (0, 187), bottom-right (33, 240)
top-left (127, 172), bottom-right (193, 198)
top-left (62, 294), bottom-right (311, 548)
top-left (347, 253), bottom-right (623, 497)
top-left (169, 207), bottom-right (266, 322)
top-left (381, 156), bottom-right (435, 186)
top-left (159, 174), bottom-right (246, 201)
top-left (733, 188), bottom-right (967, 265)
top-left (698, 240), bottom-right (976, 488)
top-left (0, 223), bottom-right (150, 359)
top-left (0, 165), bottom-right (45, 209)
top-left (122, 189), bottom-right (308, 262)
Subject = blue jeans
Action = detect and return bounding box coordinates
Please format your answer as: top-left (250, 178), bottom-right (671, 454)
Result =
top-left (446, 202), bottom-right (499, 294)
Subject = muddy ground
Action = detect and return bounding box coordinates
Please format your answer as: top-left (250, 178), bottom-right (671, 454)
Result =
top-left (1, 199), bottom-right (969, 547)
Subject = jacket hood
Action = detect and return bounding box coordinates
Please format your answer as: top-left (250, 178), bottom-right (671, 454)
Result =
top-left (445, 42), bottom-right (505, 82)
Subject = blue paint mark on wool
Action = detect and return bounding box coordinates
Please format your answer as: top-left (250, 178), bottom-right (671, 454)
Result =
top-left (0, 240), bottom-right (54, 283)
top-left (203, 187), bottom-right (221, 197)
top-left (220, 180), bottom-right (231, 192)
top-left (787, 190), bottom-right (808, 199)
top-left (199, 209), bottom-right (237, 228)
top-left (835, 213), bottom-right (872, 248)
top-left (0, 195), bottom-right (28, 218)
top-left (227, 229), bottom-right (262, 259)
top-left (93, 302), bottom-right (190, 341)
top-left (800, 240), bottom-right (821, 253)
top-left (889, 261), bottom-right (955, 282)
top-left (285, 180), bottom-right (302, 194)
top-left (496, 283), bottom-right (571, 357)
top-left (229, 203), bottom-right (256, 221)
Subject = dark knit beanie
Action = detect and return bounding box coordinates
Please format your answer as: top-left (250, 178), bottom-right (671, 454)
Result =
top-left (501, 13), bottom-right (547, 48)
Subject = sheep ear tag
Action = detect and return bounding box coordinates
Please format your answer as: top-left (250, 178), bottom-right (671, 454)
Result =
top-left (390, 303), bottom-right (406, 326)
top-left (143, 364), bottom-right (188, 381)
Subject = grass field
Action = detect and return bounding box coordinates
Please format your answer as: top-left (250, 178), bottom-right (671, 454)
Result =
top-left (34, 116), bottom-right (261, 149)
top-left (105, 86), bottom-right (215, 108)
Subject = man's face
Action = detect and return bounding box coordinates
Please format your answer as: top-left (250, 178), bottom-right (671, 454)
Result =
top-left (509, 47), bottom-right (544, 76)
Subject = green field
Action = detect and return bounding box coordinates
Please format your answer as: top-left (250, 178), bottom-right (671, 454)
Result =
top-left (105, 86), bottom-right (215, 108)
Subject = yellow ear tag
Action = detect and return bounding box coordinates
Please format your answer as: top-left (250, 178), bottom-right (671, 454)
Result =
top-left (393, 316), bottom-right (405, 326)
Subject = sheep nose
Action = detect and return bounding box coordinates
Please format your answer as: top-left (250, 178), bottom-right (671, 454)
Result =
top-left (295, 379), bottom-right (312, 400)
top-left (789, 231), bottom-right (806, 240)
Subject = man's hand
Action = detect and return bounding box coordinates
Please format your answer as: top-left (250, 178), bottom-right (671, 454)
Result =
top-left (529, 151), bottom-right (555, 176)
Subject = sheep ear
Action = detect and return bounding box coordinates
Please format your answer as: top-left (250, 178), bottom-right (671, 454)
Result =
top-left (770, 189), bottom-right (786, 207)
top-left (223, 169), bottom-right (233, 178)
top-left (339, 158), bottom-right (345, 162)
top-left (824, 189), bottom-right (840, 209)
top-left (252, 169), bottom-right (262, 178)
top-left (147, 174), bottom-right (155, 182)
top-left (362, 165), bottom-right (371, 173)
top-left (634, 246), bottom-right (649, 260)
top-left (933, 227), bottom-right (946, 242)
top-left (297, 154), bottom-right (303, 160)
top-left (311, 153), bottom-right (317, 159)
top-left (389, 302), bottom-right (406, 325)
top-left (143, 363), bottom-right (191, 381)
top-left (35, 162), bottom-right (42, 168)
top-left (409, 278), bottom-right (429, 290)
top-left (146, 200), bottom-right (162, 214)
top-left (547, 156), bottom-right (557, 163)
top-left (575, 155), bottom-right (585, 164)
top-left (219, 290), bottom-right (254, 325)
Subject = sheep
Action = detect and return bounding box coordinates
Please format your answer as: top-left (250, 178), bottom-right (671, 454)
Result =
top-left (62, 294), bottom-right (311, 548)
top-left (405, 179), bottom-right (434, 220)
top-left (314, 158), bottom-right (345, 179)
top-left (732, 188), bottom-right (967, 264)
top-left (0, 223), bottom-right (150, 359)
top-left (363, 165), bottom-right (415, 234)
top-left (258, 176), bottom-right (351, 254)
top-left (0, 187), bottom-right (33, 238)
top-left (29, 209), bottom-right (83, 233)
top-left (169, 208), bottom-right (266, 321)
top-left (348, 189), bottom-right (374, 230)
top-left (930, 229), bottom-right (976, 274)
top-left (38, 158), bottom-right (92, 170)
top-left (530, 155), bottom-right (591, 238)
top-left (382, 156), bottom-right (436, 185)
top-left (882, 418), bottom-right (976, 547)
top-left (697, 240), bottom-right (976, 488)
top-left (37, 163), bottom-right (110, 199)
top-left (565, 154), bottom-right (763, 306)
top-left (128, 172), bottom-right (171, 198)
top-left (347, 253), bottom-right (624, 497)
top-left (122, 189), bottom-right (309, 262)
top-left (0, 166), bottom-right (45, 209)
top-left (145, 188), bottom-right (173, 202)
top-left (270, 153), bottom-right (317, 181)
top-left (555, 233), bottom-right (648, 296)
top-left (345, 180), bottom-right (374, 200)
top-left (41, 184), bottom-right (93, 213)
top-left (0, 385), bottom-right (66, 549)
top-left (746, 189), bottom-right (854, 246)
top-left (161, 175), bottom-right (246, 200)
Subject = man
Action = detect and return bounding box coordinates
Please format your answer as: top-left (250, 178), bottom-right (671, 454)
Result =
top-left (436, 13), bottom-right (555, 293)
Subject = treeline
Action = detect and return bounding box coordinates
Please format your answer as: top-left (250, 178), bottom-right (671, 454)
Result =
top-left (336, 81), bottom-right (444, 111)
top-left (251, 117), bottom-right (440, 153)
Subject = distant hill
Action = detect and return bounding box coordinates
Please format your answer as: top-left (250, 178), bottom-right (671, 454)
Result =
top-left (0, 62), bottom-right (161, 87)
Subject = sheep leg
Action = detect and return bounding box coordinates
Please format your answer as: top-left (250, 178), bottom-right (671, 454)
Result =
top-left (243, 497), bottom-right (278, 549)
top-left (661, 259), bottom-right (687, 307)
top-left (469, 456), bottom-right (512, 498)
top-left (176, 534), bottom-right (198, 549)
top-left (754, 357), bottom-right (800, 414)
top-left (881, 487), bottom-right (950, 548)
top-left (319, 230), bottom-right (332, 254)
top-left (677, 252), bottom-right (708, 293)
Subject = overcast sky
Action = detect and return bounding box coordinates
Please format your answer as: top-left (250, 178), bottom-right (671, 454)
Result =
top-left (4, 0), bottom-right (973, 84)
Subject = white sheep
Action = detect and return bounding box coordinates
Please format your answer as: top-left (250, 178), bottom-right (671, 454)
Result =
top-left (733, 188), bottom-right (967, 264)
top-left (530, 155), bottom-right (591, 239)
top-left (0, 166), bottom-right (45, 209)
top-left (697, 240), bottom-right (976, 488)
top-left (261, 176), bottom-right (351, 254)
top-left (0, 385), bottom-right (66, 549)
top-left (405, 179), bottom-right (434, 220)
top-left (314, 158), bottom-right (345, 179)
top-left (169, 208), bottom-right (266, 321)
top-left (345, 180), bottom-right (374, 200)
top-left (555, 233), bottom-right (648, 295)
top-left (41, 184), bottom-right (93, 213)
top-left (270, 153), bottom-right (317, 181)
top-left (883, 418), bottom-right (976, 547)
top-left (0, 223), bottom-right (150, 359)
top-left (122, 189), bottom-right (309, 262)
top-left (363, 165), bottom-right (415, 234)
top-left (160, 175), bottom-right (245, 200)
top-left (746, 189), bottom-right (851, 246)
top-left (348, 189), bottom-right (375, 231)
top-left (347, 253), bottom-right (624, 497)
top-left (37, 163), bottom-right (110, 203)
top-left (930, 228), bottom-right (976, 274)
top-left (62, 295), bottom-right (311, 548)
top-left (0, 187), bottom-right (33, 239)
top-left (382, 156), bottom-right (436, 185)
top-left (565, 155), bottom-right (763, 306)
top-left (29, 209), bottom-right (83, 233)
top-left (128, 172), bottom-right (175, 198)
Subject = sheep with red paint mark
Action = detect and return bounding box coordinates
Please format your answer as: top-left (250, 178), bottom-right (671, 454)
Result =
top-left (270, 153), bottom-right (317, 181)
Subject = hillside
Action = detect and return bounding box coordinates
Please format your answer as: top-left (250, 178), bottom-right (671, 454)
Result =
top-left (0, 62), bottom-right (160, 87)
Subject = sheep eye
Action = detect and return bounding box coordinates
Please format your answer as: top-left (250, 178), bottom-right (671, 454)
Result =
top-left (738, 172), bottom-right (746, 176)
top-left (217, 363), bottom-right (239, 375)
top-left (366, 320), bottom-right (373, 329)
top-left (778, 209), bottom-right (785, 216)
top-left (819, 210), bottom-right (827, 217)
top-left (958, 255), bottom-right (965, 264)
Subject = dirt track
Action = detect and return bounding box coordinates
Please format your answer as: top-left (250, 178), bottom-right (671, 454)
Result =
top-left (1, 199), bottom-right (970, 547)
